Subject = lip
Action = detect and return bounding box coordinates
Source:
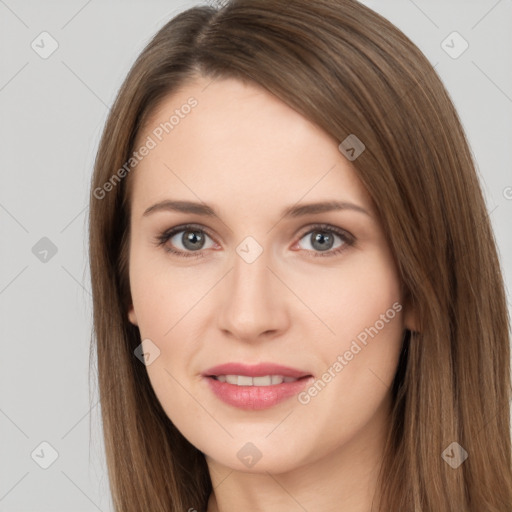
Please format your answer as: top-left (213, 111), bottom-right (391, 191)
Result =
top-left (202, 362), bottom-right (311, 379)
top-left (202, 362), bottom-right (314, 410)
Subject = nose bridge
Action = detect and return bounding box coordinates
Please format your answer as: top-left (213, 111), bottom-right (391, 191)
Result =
top-left (232, 242), bottom-right (271, 300)
top-left (216, 236), bottom-right (287, 339)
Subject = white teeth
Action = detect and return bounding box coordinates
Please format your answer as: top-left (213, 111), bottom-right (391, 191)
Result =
top-left (237, 375), bottom-right (253, 386)
top-left (253, 376), bottom-right (274, 386)
top-left (215, 375), bottom-right (299, 386)
top-left (225, 375), bottom-right (238, 385)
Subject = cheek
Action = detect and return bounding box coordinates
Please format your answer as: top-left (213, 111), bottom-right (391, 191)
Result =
top-left (293, 249), bottom-right (404, 424)
top-left (129, 256), bottom-right (207, 438)
top-left (128, 241), bottom-right (212, 338)
top-left (292, 246), bottom-right (403, 346)
top-left (128, 247), bottom-right (213, 403)
top-left (298, 309), bottom-right (404, 447)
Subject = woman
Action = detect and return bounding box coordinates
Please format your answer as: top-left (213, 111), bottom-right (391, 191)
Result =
top-left (88, 0), bottom-right (512, 510)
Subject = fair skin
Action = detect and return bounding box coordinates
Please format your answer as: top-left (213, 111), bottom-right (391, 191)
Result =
top-left (127, 76), bottom-right (416, 511)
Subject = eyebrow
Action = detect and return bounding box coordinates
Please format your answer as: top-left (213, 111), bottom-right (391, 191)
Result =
top-left (143, 199), bottom-right (370, 218)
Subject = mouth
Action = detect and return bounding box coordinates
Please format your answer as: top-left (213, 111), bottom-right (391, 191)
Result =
top-left (202, 362), bottom-right (314, 410)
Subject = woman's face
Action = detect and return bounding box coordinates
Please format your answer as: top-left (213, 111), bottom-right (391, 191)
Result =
top-left (127, 76), bottom-right (415, 474)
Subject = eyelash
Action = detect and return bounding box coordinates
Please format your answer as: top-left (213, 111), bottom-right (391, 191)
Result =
top-left (154, 223), bottom-right (355, 259)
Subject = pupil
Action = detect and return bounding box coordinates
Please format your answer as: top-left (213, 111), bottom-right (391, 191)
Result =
top-left (312, 231), bottom-right (333, 251)
top-left (183, 230), bottom-right (204, 250)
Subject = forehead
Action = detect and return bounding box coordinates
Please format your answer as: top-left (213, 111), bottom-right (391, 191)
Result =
top-left (129, 76), bottom-right (372, 219)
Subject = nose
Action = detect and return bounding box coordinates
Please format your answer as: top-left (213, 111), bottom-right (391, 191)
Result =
top-left (216, 244), bottom-right (290, 343)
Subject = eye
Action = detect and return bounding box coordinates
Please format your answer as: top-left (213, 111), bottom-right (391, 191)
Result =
top-left (294, 224), bottom-right (354, 258)
top-left (154, 224), bottom-right (217, 259)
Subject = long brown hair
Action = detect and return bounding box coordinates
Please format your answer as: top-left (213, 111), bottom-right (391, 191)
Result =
top-left (88, 0), bottom-right (512, 509)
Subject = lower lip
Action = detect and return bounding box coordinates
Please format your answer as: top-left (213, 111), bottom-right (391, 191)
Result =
top-left (204, 376), bottom-right (313, 410)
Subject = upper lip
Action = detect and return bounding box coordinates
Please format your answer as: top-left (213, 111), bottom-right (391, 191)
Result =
top-left (202, 362), bottom-right (312, 379)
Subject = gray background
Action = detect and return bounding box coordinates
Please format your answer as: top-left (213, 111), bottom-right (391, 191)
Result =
top-left (1, 0), bottom-right (511, 510)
